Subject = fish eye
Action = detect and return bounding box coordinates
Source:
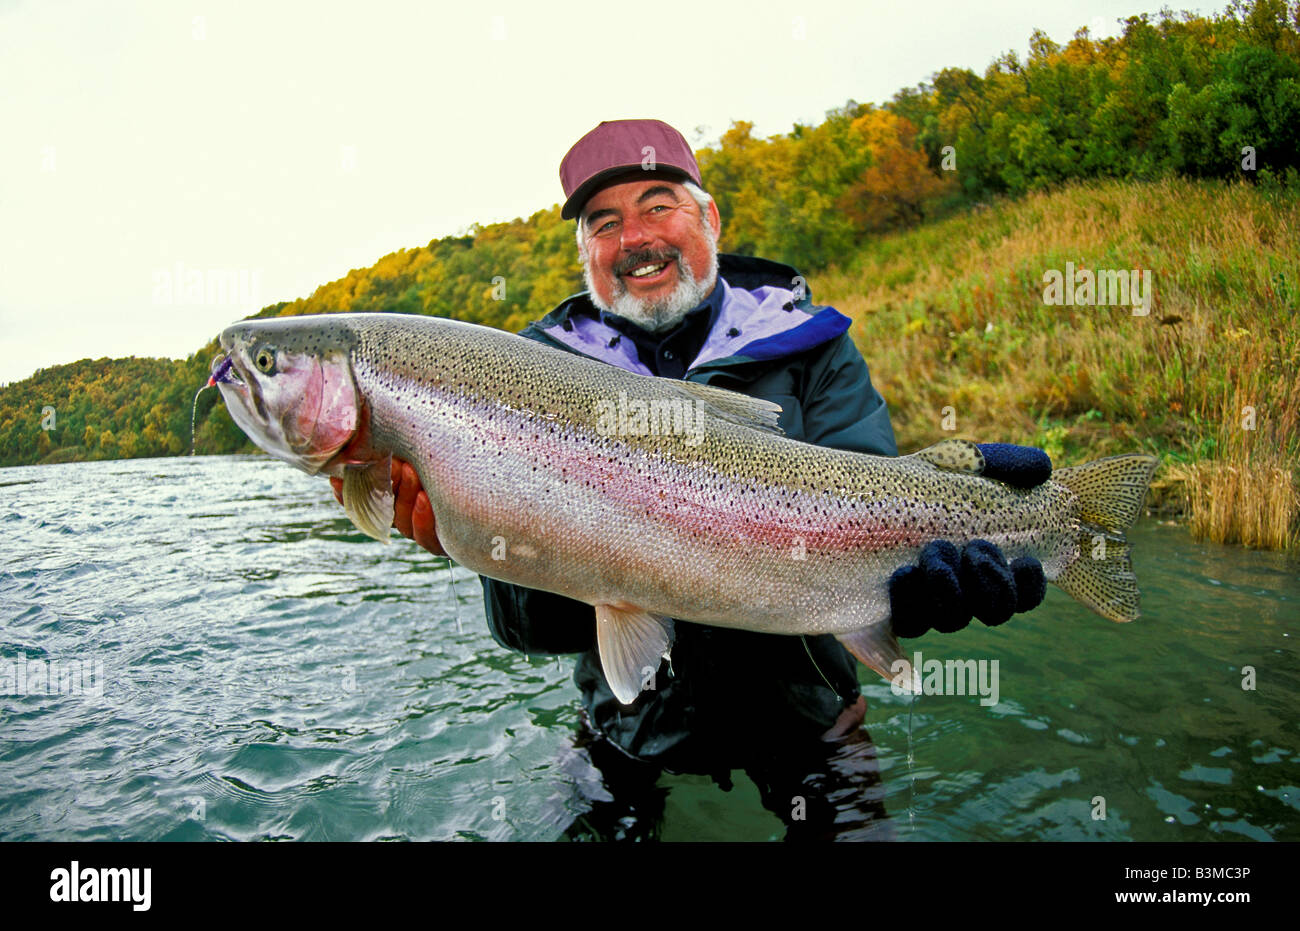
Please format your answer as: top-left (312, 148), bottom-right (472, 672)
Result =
top-left (254, 346), bottom-right (277, 374)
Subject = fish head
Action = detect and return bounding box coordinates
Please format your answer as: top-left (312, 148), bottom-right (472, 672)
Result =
top-left (215, 317), bottom-right (359, 474)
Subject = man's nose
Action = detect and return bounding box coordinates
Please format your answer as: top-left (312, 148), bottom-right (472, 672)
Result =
top-left (618, 212), bottom-right (654, 251)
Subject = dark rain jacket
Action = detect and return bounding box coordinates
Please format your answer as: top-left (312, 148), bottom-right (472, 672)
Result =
top-left (479, 253), bottom-right (898, 774)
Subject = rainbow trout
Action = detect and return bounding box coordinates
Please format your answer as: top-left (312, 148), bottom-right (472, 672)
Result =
top-left (213, 312), bottom-right (1157, 703)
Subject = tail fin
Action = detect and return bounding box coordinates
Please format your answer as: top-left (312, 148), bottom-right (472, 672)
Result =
top-left (1052, 454), bottom-right (1159, 622)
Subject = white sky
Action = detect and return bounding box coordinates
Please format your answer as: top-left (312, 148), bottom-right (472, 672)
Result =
top-left (0, 0), bottom-right (1204, 385)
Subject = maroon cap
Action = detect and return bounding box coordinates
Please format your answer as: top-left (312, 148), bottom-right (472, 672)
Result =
top-left (559, 119), bottom-right (703, 220)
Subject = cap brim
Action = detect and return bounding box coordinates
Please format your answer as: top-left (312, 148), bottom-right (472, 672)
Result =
top-left (562, 165), bottom-right (692, 221)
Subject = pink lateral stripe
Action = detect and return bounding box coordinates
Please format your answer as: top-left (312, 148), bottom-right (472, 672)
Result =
top-left (451, 392), bottom-right (930, 556)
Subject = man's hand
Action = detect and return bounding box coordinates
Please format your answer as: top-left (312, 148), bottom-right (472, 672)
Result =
top-left (889, 540), bottom-right (1046, 637)
top-left (330, 458), bottom-right (446, 556)
top-left (888, 443), bottom-right (1052, 638)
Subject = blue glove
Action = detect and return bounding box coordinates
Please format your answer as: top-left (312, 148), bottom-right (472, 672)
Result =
top-left (976, 442), bottom-right (1053, 488)
top-left (889, 443), bottom-right (1051, 638)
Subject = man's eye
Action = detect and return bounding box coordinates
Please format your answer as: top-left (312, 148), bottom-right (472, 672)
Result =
top-left (595, 220), bottom-right (616, 234)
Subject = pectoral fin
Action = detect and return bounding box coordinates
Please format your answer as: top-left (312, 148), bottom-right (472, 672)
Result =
top-left (911, 438), bottom-right (985, 474)
top-left (595, 604), bottom-right (675, 705)
top-left (342, 455), bottom-right (394, 543)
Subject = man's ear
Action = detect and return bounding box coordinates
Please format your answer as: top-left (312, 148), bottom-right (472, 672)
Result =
top-left (706, 197), bottom-right (721, 240)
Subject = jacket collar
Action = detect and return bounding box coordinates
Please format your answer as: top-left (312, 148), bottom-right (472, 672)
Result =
top-left (530, 253), bottom-right (850, 373)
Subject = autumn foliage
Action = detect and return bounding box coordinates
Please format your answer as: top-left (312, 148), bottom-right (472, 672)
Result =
top-left (837, 110), bottom-right (956, 230)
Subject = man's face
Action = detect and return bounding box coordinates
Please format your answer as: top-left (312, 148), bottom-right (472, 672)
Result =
top-left (577, 177), bottom-right (722, 333)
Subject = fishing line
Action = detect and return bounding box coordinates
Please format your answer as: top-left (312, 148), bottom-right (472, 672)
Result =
top-left (191, 356), bottom-right (234, 456)
top-left (189, 385), bottom-right (210, 456)
top-left (802, 635), bottom-right (918, 837)
top-left (906, 685), bottom-right (918, 835)
top-left (444, 557), bottom-right (463, 634)
top-left (800, 635), bottom-right (837, 695)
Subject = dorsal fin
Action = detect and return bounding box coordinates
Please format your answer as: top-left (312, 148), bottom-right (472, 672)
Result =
top-left (671, 380), bottom-right (784, 434)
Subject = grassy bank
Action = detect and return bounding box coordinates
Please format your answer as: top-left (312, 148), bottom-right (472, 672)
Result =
top-left (815, 176), bottom-right (1299, 550)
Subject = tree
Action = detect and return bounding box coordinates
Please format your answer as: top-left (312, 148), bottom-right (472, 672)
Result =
top-left (839, 110), bottom-right (955, 230)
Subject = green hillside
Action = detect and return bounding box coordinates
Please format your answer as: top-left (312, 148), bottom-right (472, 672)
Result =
top-left (820, 175), bottom-right (1298, 549)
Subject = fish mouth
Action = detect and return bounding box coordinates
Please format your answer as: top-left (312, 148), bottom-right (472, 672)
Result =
top-left (209, 353), bottom-right (241, 388)
top-left (212, 349), bottom-right (271, 426)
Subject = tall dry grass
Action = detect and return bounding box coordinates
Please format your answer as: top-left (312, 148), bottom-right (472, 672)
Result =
top-left (808, 177), bottom-right (1300, 550)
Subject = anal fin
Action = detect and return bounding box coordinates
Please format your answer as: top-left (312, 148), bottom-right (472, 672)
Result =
top-left (595, 605), bottom-right (675, 705)
top-left (836, 626), bottom-right (917, 693)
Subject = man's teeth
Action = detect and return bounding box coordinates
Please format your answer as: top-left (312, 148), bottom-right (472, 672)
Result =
top-left (629, 262), bottom-right (668, 278)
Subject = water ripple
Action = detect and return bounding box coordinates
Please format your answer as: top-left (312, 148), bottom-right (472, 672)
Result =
top-left (0, 456), bottom-right (1297, 840)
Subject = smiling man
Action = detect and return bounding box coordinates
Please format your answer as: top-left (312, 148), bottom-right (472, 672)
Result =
top-left (333, 119), bottom-right (1047, 840)
top-left (576, 178), bottom-right (720, 334)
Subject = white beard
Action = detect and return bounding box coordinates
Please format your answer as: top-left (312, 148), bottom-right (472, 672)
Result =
top-left (584, 232), bottom-right (719, 334)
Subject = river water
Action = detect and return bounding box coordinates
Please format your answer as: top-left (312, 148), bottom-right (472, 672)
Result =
top-left (1, 454), bottom-right (1296, 841)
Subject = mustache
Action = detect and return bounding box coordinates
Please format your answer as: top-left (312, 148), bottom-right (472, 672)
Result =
top-left (613, 249), bottom-right (681, 277)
